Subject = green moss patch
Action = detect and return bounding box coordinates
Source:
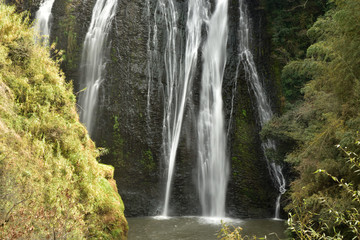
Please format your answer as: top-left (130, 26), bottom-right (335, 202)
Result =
top-left (0, 3), bottom-right (127, 239)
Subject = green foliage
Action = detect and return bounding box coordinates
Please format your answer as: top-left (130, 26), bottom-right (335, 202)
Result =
top-left (287, 145), bottom-right (360, 239)
top-left (263, 0), bottom-right (360, 238)
top-left (281, 59), bottom-right (322, 103)
top-left (264, 0), bottom-right (327, 62)
top-left (217, 222), bottom-right (283, 240)
top-left (262, 0), bottom-right (327, 105)
top-left (217, 222), bottom-right (258, 240)
top-left (0, 3), bottom-right (127, 239)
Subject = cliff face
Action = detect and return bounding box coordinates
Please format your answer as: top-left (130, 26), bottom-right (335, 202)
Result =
top-left (98, 0), bottom-right (165, 216)
top-left (13, 0), bottom-right (281, 218)
top-left (225, 0), bottom-right (278, 217)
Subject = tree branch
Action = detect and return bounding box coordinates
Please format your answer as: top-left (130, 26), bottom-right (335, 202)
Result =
top-left (285, 0), bottom-right (309, 12)
top-left (4, 195), bottom-right (32, 222)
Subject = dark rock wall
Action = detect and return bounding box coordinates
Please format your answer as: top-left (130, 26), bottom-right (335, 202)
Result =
top-left (51, 0), bottom-right (95, 88)
top-left (224, 0), bottom-right (277, 218)
top-left (21, 0), bottom-right (281, 218)
top-left (96, 0), bottom-right (162, 216)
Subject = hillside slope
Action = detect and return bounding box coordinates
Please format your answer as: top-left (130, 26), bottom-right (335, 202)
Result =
top-left (0, 3), bottom-right (127, 239)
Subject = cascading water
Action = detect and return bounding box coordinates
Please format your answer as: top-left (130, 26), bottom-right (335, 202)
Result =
top-left (78, 0), bottom-right (117, 136)
top-left (152, 0), bottom-right (180, 217)
top-left (154, 0), bottom-right (208, 217)
top-left (146, 0), bottom-right (156, 124)
top-left (197, 0), bottom-right (229, 217)
top-left (238, 0), bottom-right (286, 219)
top-left (34, 0), bottom-right (55, 44)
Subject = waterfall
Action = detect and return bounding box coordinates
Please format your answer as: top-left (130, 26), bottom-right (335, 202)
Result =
top-left (156, 0), bottom-right (208, 216)
top-left (238, 0), bottom-right (286, 219)
top-left (151, 0), bottom-right (180, 217)
top-left (78, 0), bottom-right (117, 136)
top-left (156, 0), bottom-right (180, 217)
top-left (146, 0), bottom-right (157, 125)
top-left (34, 0), bottom-right (55, 44)
top-left (197, 0), bottom-right (229, 217)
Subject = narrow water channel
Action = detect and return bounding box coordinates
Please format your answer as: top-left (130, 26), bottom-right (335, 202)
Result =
top-left (128, 217), bottom-right (286, 240)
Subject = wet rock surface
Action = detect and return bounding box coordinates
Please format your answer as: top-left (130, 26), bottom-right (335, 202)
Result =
top-left (224, 0), bottom-right (278, 218)
top-left (21, 0), bottom-right (281, 218)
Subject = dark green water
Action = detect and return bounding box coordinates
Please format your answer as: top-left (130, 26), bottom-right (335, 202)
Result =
top-left (128, 216), bottom-right (287, 240)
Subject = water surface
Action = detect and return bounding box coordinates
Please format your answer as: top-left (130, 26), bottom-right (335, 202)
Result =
top-left (128, 216), bottom-right (286, 240)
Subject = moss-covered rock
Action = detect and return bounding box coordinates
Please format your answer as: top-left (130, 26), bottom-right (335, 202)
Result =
top-left (0, 3), bottom-right (127, 239)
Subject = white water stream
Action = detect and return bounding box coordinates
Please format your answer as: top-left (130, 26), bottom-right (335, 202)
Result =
top-left (238, 0), bottom-right (286, 219)
top-left (150, 0), bottom-right (282, 219)
top-left (78, 0), bottom-right (117, 136)
top-left (34, 0), bottom-right (55, 45)
top-left (152, 0), bottom-right (180, 217)
top-left (156, 0), bottom-right (209, 216)
top-left (197, 0), bottom-right (229, 217)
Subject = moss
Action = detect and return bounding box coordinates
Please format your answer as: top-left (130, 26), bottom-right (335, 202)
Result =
top-left (111, 47), bottom-right (119, 63)
top-left (141, 149), bottom-right (155, 172)
top-left (233, 112), bottom-right (256, 162)
top-left (232, 106), bottom-right (259, 186)
top-left (111, 115), bottom-right (127, 168)
top-left (111, 228), bottom-right (124, 239)
top-left (0, 4), bottom-right (127, 239)
top-left (98, 177), bottom-right (125, 213)
top-left (98, 163), bottom-right (115, 180)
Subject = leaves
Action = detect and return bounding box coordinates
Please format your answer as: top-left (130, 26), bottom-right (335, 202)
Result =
top-left (289, 146), bottom-right (360, 239)
top-left (264, 0), bottom-right (360, 238)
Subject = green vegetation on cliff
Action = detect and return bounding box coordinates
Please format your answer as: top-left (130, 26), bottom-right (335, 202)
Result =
top-left (0, 3), bottom-right (127, 239)
top-left (262, 0), bottom-right (360, 238)
top-left (263, 0), bottom-right (327, 105)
